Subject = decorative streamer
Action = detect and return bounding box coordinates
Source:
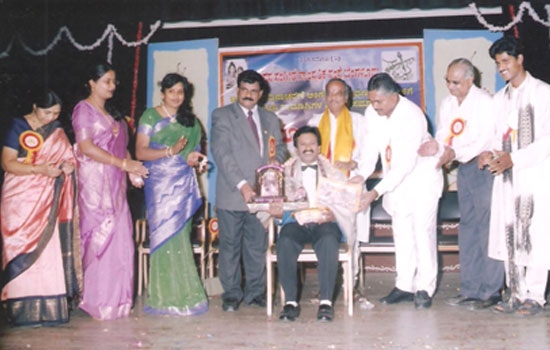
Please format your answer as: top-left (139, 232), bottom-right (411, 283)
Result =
top-left (508, 4), bottom-right (520, 38)
top-left (3, 3), bottom-right (550, 59)
top-left (0, 21), bottom-right (162, 62)
top-left (470, 2), bottom-right (550, 31)
top-left (129, 22), bottom-right (144, 131)
top-left (0, 38), bottom-right (14, 59)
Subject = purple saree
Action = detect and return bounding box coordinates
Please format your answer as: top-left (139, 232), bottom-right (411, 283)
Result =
top-left (72, 101), bottom-right (134, 320)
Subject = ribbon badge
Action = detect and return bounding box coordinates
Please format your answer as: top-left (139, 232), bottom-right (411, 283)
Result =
top-left (19, 131), bottom-right (44, 164)
top-left (268, 135), bottom-right (276, 158)
top-left (503, 126), bottom-right (515, 143)
top-left (208, 217), bottom-right (219, 243)
top-left (445, 118), bottom-right (465, 146)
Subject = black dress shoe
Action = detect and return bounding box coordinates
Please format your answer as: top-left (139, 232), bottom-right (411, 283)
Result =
top-left (414, 290), bottom-right (432, 309)
top-left (446, 295), bottom-right (480, 306)
top-left (279, 304), bottom-right (300, 321)
top-left (245, 295), bottom-right (266, 308)
top-left (380, 287), bottom-right (414, 304)
top-left (317, 304), bottom-right (334, 322)
top-left (468, 295), bottom-right (501, 310)
top-left (222, 298), bottom-right (240, 312)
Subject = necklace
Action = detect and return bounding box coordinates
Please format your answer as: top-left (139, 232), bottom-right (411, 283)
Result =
top-left (161, 103), bottom-right (177, 123)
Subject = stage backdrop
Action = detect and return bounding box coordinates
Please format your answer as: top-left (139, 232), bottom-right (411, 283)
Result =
top-left (219, 39), bottom-right (424, 152)
top-left (147, 38), bottom-right (219, 205)
top-left (424, 29), bottom-right (504, 129)
top-left (210, 40), bottom-right (423, 208)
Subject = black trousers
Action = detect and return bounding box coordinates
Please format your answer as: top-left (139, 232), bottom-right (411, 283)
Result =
top-left (276, 222), bottom-right (342, 302)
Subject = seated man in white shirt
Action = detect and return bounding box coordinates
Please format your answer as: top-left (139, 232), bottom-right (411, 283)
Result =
top-left (270, 126), bottom-right (349, 322)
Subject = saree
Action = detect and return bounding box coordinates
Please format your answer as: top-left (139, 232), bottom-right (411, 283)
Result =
top-left (1, 118), bottom-right (78, 327)
top-left (138, 108), bottom-right (208, 316)
top-left (72, 101), bottom-right (134, 320)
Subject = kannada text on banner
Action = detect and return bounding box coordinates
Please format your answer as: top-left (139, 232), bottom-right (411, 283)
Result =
top-left (220, 40), bottom-right (424, 150)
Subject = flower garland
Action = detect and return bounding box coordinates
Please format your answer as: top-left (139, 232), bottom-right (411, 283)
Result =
top-left (0, 20), bottom-right (162, 63)
top-left (470, 1), bottom-right (550, 31)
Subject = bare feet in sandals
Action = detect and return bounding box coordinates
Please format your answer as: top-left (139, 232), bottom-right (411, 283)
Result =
top-left (515, 299), bottom-right (543, 317)
top-left (492, 298), bottom-right (521, 314)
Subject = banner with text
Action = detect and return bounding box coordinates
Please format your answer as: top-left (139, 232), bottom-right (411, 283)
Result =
top-left (219, 40), bottom-right (424, 151)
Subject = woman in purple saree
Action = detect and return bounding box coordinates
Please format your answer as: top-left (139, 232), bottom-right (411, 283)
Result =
top-left (136, 73), bottom-right (208, 315)
top-left (72, 63), bottom-right (148, 320)
top-left (1, 90), bottom-right (78, 327)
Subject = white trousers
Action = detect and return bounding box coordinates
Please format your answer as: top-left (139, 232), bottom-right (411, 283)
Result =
top-left (392, 199), bottom-right (439, 296)
top-left (505, 261), bottom-right (548, 305)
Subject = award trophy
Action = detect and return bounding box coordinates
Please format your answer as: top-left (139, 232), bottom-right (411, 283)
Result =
top-left (254, 164), bottom-right (285, 203)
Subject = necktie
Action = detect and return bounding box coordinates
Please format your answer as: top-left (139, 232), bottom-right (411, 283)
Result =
top-left (301, 164), bottom-right (318, 171)
top-left (247, 110), bottom-right (260, 148)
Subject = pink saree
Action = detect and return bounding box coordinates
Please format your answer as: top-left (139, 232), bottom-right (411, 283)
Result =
top-left (72, 101), bottom-right (134, 320)
top-left (1, 118), bottom-right (77, 327)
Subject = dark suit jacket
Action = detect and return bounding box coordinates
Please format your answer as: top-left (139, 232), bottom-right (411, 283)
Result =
top-left (211, 102), bottom-right (287, 211)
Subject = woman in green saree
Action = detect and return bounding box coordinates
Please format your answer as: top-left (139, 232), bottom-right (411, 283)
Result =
top-left (135, 73), bottom-right (208, 315)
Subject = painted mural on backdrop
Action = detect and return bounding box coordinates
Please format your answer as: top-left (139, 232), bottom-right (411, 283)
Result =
top-left (219, 40), bottom-right (424, 154)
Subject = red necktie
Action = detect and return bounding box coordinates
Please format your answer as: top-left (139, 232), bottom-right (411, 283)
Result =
top-left (247, 110), bottom-right (260, 148)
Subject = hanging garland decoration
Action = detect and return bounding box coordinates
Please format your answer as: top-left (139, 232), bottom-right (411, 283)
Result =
top-left (470, 2), bottom-right (550, 31)
top-left (0, 38), bottom-right (14, 59)
top-left (0, 20), bottom-right (162, 63)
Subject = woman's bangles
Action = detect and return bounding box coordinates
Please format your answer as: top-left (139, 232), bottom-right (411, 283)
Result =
top-left (165, 147), bottom-right (174, 157)
top-left (109, 154), bottom-right (128, 171)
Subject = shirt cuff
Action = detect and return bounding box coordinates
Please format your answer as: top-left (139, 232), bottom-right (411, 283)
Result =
top-left (237, 180), bottom-right (247, 190)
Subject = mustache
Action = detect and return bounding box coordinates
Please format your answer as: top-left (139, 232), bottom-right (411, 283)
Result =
top-left (243, 97), bottom-right (254, 101)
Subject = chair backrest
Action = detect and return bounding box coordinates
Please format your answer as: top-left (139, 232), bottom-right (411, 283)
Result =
top-left (366, 178), bottom-right (392, 224)
top-left (366, 178), bottom-right (460, 224)
top-left (191, 201), bottom-right (209, 245)
top-left (437, 191), bottom-right (460, 223)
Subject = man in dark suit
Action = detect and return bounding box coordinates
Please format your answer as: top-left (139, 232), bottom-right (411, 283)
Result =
top-left (211, 69), bottom-right (287, 312)
top-left (271, 126), bottom-right (349, 322)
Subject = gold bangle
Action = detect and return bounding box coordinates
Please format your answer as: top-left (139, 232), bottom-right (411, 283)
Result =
top-left (165, 147), bottom-right (170, 157)
top-left (30, 164), bottom-right (35, 174)
top-left (168, 147), bottom-right (173, 157)
top-left (122, 159), bottom-right (128, 171)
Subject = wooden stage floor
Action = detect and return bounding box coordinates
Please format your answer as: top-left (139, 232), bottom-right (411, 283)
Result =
top-left (1, 272), bottom-right (549, 349)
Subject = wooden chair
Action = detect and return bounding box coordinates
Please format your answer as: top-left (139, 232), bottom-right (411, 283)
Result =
top-left (134, 209), bottom-right (208, 296)
top-left (266, 218), bottom-right (354, 317)
top-left (134, 218), bottom-right (150, 296)
top-left (192, 206), bottom-right (208, 281)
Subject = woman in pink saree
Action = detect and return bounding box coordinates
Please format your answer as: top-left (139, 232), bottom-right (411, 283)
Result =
top-left (72, 63), bottom-right (148, 320)
top-left (1, 90), bottom-right (78, 327)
